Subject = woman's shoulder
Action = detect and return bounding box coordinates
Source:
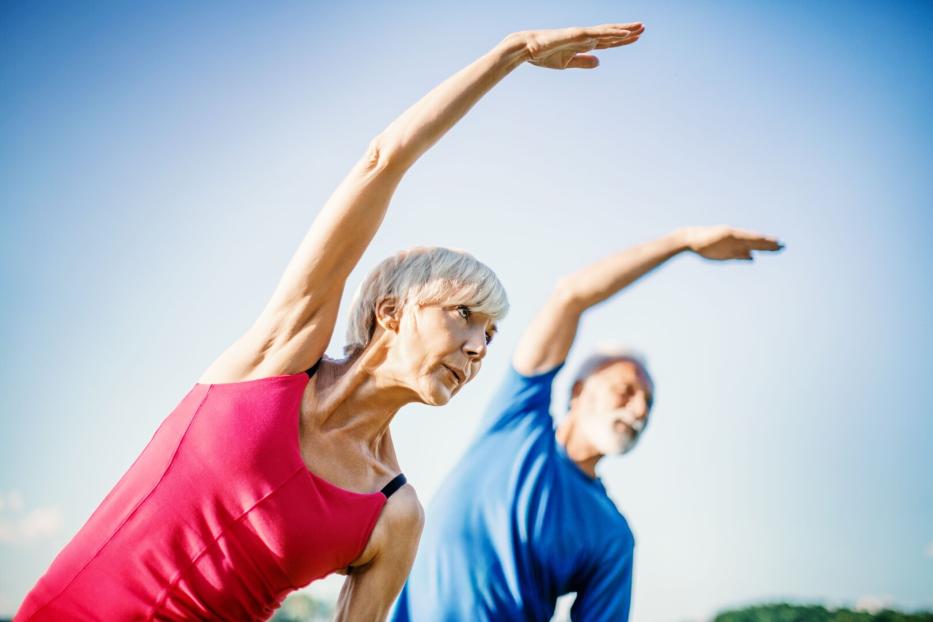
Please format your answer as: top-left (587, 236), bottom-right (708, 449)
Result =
top-left (377, 481), bottom-right (425, 549)
top-left (349, 479), bottom-right (423, 570)
top-left (386, 483), bottom-right (424, 522)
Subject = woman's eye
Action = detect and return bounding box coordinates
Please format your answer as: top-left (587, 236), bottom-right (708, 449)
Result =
top-left (457, 305), bottom-right (471, 320)
top-left (485, 332), bottom-right (494, 345)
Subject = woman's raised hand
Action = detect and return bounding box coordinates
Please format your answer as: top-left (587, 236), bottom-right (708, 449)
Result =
top-left (515, 23), bottom-right (645, 70)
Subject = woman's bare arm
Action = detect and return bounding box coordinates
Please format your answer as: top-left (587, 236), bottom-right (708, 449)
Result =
top-left (334, 487), bottom-right (424, 622)
top-left (513, 226), bottom-right (783, 375)
top-left (201, 23), bottom-right (645, 383)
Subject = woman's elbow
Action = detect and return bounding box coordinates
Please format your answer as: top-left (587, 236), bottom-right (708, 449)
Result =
top-left (363, 135), bottom-right (405, 177)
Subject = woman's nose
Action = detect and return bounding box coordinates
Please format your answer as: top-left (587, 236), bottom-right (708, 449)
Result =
top-left (463, 329), bottom-right (487, 360)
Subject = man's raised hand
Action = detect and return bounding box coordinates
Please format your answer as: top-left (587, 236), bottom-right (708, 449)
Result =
top-left (683, 226), bottom-right (784, 261)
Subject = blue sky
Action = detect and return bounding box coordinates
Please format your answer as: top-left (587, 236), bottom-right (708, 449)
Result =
top-left (1, 1), bottom-right (931, 619)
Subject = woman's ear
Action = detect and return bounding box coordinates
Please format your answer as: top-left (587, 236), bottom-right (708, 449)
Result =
top-left (374, 297), bottom-right (402, 333)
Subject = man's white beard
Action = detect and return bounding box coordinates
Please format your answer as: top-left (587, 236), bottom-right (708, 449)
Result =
top-left (582, 407), bottom-right (645, 456)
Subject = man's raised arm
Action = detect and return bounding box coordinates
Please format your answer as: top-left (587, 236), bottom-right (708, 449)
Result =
top-left (512, 226), bottom-right (783, 375)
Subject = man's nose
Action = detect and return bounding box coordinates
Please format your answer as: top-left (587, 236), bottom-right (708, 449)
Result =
top-left (632, 394), bottom-right (649, 420)
top-left (621, 391), bottom-right (648, 419)
top-left (618, 386), bottom-right (635, 407)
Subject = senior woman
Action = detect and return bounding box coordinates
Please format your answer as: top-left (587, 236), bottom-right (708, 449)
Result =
top-left (17, 22), bottom-right (645, 621)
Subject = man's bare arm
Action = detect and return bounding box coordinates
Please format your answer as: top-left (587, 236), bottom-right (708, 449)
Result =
top-left (513, 226), bottom-right (783, 375)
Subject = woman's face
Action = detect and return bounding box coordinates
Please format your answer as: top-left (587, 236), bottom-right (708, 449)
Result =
top-left (387, 302), bottom-right (496, 406)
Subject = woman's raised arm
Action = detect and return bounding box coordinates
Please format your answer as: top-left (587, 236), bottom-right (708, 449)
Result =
top-left (201, 23), bottom-right (645, 383)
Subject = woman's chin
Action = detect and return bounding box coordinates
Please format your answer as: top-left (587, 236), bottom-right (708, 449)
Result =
top-left (420, 381), bottom-right (455, 406)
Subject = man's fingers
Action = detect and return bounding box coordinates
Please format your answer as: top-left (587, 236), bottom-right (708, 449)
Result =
top-left (742, 237), bottom-right (783, 251)
top-left (730, 230), bottom-right (783, 251)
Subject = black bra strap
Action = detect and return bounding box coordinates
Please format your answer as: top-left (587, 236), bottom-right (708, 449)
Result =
top-left (305, 358), bottom-right (323, 378)
top-left (380, 473), bottom-right (407, 499)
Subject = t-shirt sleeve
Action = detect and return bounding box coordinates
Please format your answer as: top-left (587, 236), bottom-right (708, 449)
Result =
top-left (570, 533), bottom-right (635, 622)
top-left (474, 363), bottom-right (564, 437)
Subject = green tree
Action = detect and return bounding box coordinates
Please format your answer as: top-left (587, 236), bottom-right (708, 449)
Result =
top-left (713, 603), bottom-right (933, 622)
top-left (270, 592), bottom-right (336, 622)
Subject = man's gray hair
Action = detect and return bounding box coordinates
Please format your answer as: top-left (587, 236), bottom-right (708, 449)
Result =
top-left (568, 346), bottom-right (655, 407)
top-left (344, 246), bottom-right (509, 356)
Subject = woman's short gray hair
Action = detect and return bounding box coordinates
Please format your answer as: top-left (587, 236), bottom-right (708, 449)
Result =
top-left (344, 246), bottom-right (509, 356)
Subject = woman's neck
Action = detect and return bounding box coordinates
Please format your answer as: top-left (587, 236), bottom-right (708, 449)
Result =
top-left (308, 346), bottom-right (417, 454)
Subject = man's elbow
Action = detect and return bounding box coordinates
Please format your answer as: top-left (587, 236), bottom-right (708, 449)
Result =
top-left (552, 276), bottom-right (588, 313)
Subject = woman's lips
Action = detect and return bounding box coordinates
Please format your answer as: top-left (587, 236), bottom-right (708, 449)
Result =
top-left (442, 364), bottom-right (464, 385)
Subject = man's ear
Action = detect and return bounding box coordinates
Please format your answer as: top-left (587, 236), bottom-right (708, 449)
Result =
top-left (374, 297), bottom-right (402, 332)
top-left (568, 380), bottom-right (584, 409)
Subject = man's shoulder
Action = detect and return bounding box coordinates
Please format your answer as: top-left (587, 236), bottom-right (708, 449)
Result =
top-left (476, 366), bottom-right (561, 439)
top-left (560, 476), bottom-right (636, 549)
top-left (490, 364), bottom-right (560, 408)
top-left (595, 488), bottom-right (634, 536)
top-left (596, 505), bottom-right (636, 556)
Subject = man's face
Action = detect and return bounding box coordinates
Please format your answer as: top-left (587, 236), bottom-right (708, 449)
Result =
top-left (574, 360), bottom-right (653, 456)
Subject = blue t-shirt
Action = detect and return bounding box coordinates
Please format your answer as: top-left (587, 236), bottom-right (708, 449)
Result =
top-left (393, 365), bottom-right (635, 622)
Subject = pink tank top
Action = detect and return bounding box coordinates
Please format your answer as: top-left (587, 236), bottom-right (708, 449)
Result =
top-left (17, 370), bottom-right (403, 621)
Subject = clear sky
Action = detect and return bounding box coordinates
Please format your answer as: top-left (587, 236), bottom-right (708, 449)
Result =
top-left (1, 1), bottom-right (931, 619)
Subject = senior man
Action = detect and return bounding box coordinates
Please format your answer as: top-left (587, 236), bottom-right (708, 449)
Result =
top-left (393, 225), bottom-right (782, 621)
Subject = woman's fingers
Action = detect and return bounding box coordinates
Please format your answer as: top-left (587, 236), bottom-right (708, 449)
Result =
top-left (527, 22), bottom-right (644, 69)
top-left (558, 23), bottom-right (643, 47)
top-left (594, 35), bottom-right (642, 49)
top-left (567, 54), bottom-right (600, 70)
top-left (588, 22), bottom-right (644, 36)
